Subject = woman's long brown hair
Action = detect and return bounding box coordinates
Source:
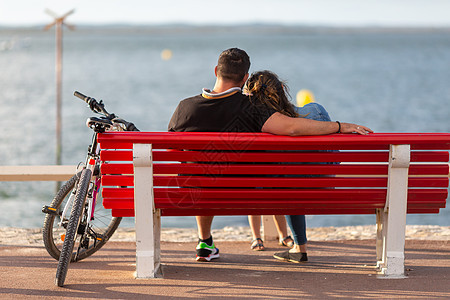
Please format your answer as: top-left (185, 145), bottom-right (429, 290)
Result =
top-left (245, 70), bottom-right (299, 118)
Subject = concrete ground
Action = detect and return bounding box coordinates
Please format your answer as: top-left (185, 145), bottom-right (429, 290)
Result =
top-left (0, 239), bottom-right (449, 299)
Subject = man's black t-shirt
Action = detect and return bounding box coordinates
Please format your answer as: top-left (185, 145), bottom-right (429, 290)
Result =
top-left (168, 89), bottom-right (276, 132)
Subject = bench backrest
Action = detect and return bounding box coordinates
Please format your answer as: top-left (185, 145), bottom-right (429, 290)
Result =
top-left (98, 132), bottom-right (450, 217)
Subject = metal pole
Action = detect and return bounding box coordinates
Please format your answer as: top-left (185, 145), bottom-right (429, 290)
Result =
top-left (44, 9), bottom-right (75, 192)
top-left (54, 21), bottom-right (63, 192)
top-left (55, 21), bottom-right (62, 168)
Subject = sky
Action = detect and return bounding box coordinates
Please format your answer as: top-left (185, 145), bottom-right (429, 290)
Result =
top-left (1, 0), bottom-right (450, 27)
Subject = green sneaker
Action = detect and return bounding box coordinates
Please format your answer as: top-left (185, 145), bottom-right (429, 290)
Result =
top-left (196, 240), bottom-right (220, 262)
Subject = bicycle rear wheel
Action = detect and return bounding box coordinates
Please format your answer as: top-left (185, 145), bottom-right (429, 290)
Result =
top-left (43, 171), bottom-right (121, 262)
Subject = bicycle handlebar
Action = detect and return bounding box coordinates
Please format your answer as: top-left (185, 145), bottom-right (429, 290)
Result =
top-left (125, 122), bottom-right (139, 132)
top-left (73, 91), bottom-right (89, 102)
top-left (74, 91), bottom-right (139, 131)
top-left (112, 118), bottom-right (140, 132)
top-left (74, 91), bottom-right (114, 117)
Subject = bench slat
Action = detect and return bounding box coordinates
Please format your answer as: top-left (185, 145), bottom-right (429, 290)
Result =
top-left (98, 132), bottom-right (450, 150)
top-left (101, 175), bottom-right (389, 187)
top-left (100, 150), bottom-right (133, 161)
top-left (101, 163), bottom-right (450, 176)
top-left (109, 207), bottom-right (441, 217)
top-left (101, 174), bottom-right (448, 188)
top-left (158, 207), bottom-right (442, 216)
top-left (102, 187), bottom-right (448, 200)
top-left (104, 197), bottom-right (445, 210)
top-left (100, 150), bottom-right (449, 163)
top-left (102, 188), bottom-right (447, 212)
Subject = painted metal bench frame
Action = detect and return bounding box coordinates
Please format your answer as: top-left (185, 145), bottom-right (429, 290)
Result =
top-left (98, 132), bottom-right (450, 279)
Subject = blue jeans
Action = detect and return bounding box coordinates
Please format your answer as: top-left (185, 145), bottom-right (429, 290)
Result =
top-left (285, 103), bottom-right (332, 246)
top-left (295, 102), bottom-right (331, 121)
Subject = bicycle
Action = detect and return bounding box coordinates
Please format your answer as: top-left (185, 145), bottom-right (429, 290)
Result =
top-left (41, 91), bottom-right (139, 287)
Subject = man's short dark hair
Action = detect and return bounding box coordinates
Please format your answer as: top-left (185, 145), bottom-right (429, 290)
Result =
top-left (216, 48), bottom-right (250, 83)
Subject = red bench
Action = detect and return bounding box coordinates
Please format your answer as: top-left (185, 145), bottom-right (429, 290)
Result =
top-left (98, 132), bottom-right (450, 279)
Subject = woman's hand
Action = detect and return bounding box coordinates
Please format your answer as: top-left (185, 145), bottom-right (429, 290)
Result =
top-left (340, 123), bottom-right (373, 135)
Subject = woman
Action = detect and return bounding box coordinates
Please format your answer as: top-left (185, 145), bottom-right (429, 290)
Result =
top-left (244, 70), bottom-right (333, 263)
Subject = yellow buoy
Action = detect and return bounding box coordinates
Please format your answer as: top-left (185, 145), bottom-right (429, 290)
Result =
top-left (161, 49), bottom-right (173, 60)
top-left (296, 89), bottom-right (315, 107)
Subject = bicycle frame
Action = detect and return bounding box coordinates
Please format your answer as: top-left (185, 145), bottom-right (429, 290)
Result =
top-left (57, 124), bottom-right (121, 241)
top-left (84, 133), bottom-right (101, 229)
top-left (57, 132), bottom-right (97, 230)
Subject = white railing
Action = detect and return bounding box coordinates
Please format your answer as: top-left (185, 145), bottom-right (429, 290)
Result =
top-left (0, 165), bottom-right (77, 181)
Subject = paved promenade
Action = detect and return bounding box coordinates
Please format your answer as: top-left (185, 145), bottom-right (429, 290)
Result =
top-left (0, 226), bottom-right (449, 299)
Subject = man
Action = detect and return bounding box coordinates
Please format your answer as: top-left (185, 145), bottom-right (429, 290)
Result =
top-left (168, 48), bottom-right (372, 262)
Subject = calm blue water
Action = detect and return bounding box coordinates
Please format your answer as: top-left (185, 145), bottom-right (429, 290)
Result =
top-left (1, 25), bottom-right (449, 228)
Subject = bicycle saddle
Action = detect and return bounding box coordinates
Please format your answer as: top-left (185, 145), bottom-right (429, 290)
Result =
top-left (86, 117), bottom-right (113, 130)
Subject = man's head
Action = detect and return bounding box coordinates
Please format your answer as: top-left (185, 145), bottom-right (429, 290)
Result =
top-left (216, 48), bottom-right (250, 85)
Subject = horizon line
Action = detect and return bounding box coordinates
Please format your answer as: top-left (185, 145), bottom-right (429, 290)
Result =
top-left (2, 21), bottom-right (450, 30)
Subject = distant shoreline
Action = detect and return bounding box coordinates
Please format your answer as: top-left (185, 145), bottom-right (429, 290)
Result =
top-left (1, 23), bottom-right (450, 34)
top-left (1, 225), bottom-right (448, 246)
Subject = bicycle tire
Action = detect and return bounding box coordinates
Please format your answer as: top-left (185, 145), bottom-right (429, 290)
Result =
top-left (55, 168), bottom-right (91, 287)
top-left (43, 171), bottom-right (122, 262)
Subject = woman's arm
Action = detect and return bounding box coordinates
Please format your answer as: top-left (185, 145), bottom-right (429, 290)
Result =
top-left (261, 112), bottom-right (373, 136)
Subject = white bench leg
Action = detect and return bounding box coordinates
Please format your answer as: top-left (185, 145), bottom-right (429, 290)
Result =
top-left (376, 208), bottom-right (385, 269)
top-left (133, 143), bottom-right (162, 278)
top-left (378, 144), bottom-right (410, 278)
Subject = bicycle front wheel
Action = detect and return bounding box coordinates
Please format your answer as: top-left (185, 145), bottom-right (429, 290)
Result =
top-left (43, 171), bottom-right (121, 262)
top-left (55, 169), bottom-right (91, 287)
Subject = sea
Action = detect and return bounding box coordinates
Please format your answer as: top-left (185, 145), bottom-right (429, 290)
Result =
top-left (1, 25), bottom-right (449, 229)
